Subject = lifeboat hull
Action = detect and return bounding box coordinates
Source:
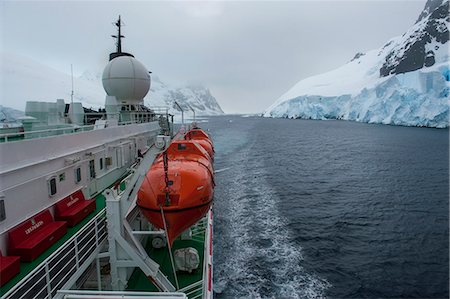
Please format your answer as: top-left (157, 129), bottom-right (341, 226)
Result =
top-left (139, 203), bottom-right (211, 243)
top-left (137, 141), bottom-right (214, 244)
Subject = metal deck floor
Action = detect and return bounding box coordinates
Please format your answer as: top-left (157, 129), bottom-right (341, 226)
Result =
top-left (126, 235), bottom-right (205, 298)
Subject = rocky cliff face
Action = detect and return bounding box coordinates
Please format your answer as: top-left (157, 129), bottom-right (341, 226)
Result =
top-left (380, 0), bottom-right (449, 76)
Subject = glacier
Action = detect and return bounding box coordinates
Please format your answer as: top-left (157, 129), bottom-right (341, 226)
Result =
top-left (264, 0), bottom-right (449, 128)
top-left (265, 62), bottom-right (449, 128)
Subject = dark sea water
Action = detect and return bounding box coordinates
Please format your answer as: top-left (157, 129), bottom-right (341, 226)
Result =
top-left (202, 115), bottom-right (449, 299)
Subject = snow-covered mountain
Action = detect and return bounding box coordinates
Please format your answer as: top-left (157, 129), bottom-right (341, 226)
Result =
top-left (0, 105), bottom-right (24, 126)
top-left (264, 0), bottom-right (449, 128)
top-left (147, 76), bottom-right (224, 116)
top-left (1, 52), bottom-right (224, 116)
top-left (1, 52), bottom-right (105, 111)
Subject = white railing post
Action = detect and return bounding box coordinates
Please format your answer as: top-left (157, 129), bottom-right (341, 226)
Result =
top-left (74, 238), bottom-right (80, 268)
top-left (94, 216), bottom-right (99, 247)
top-left (96, 257), bottom-right (102, 291)
top-left (45, 262), bottom-right (52, 299)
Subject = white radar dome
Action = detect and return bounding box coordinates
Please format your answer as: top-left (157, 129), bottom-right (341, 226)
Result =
top-left (102, 56), bottom-right (151, 104)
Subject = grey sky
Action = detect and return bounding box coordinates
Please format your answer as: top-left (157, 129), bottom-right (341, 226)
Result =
top-left (1, 0), bottom-right (426, 114)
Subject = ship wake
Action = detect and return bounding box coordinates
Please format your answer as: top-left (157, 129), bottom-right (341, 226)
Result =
top-left (213, 137), bottom-right (330, 298)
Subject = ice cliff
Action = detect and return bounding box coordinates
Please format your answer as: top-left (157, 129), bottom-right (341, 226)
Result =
top-left (264, 0), bottom-right (449, 128)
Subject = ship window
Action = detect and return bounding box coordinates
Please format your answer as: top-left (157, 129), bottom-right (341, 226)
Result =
top-left (89, 160), bottom-right (96, 179)
top-left (105, 157), bottom-right (112, 166)
top-left (0, 200), bottom-right (5, 222)
top-left (49, 177), bottom-right (57, 196)
top-left (100, 158), bottom-right (104, 170)
top-left (59, 173), bottom-right (65, 182)
top-left (75, 167), bottom-right (82, 183)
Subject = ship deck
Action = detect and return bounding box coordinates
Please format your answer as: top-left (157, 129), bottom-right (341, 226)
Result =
top-left (126, 231), bottom-right (206, 298)
top-left (1, 180), bottom-right (209, 299)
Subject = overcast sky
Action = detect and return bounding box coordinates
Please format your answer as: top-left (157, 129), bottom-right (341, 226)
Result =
top-left (1, 0), bottom-right (426, 114)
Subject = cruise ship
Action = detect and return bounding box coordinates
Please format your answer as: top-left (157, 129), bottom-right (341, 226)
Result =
top-left (0, 17), bottom-right (213, 299)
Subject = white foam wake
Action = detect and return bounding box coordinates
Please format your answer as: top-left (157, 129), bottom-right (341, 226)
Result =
top-left (214, 142), bottom-right (330, 298)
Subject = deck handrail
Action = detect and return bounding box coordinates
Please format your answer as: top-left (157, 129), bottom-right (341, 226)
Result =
top-left (57, 290), bottom-right (187, 299)
top-left (1, 209), bottom-right (108, 299)
top-left (0, 124), bottom-right (95, 141)
top-left (0, 111), bottom-right (173, 143)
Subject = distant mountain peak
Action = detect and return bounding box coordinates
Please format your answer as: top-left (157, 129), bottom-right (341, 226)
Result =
top-left (0, 105), bottom-right (25, 124)
top-left (146, 77), bottom-right (224, 116)
top-left (416, 0), bottom-right (445, 24)
top-left (379, 0), bottom-right (449, 77)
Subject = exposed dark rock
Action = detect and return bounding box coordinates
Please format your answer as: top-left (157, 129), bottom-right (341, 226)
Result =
top-left (379, 0), bottom-right (449, 77)
top-left (425, 51), bottom-right (436, 66)
top-left (416, 0), bottom-right (444, 23)
top-left (351, 52), bottom-right (365, 62)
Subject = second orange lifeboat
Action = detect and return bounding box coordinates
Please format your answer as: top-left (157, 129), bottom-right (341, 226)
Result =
top-left (185, 128), bottom-right (214, 159)
top-left (137, 139), bottom-right (214, 244)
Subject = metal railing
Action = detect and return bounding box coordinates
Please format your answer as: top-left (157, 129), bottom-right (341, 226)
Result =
top-left (175, 215), bottom-right (210, 299)
top-left (57, 290), bottom-right (187, 299)
top-left (0, 124), bottom-right (95, 142)
top-left (1, 210), bottom-right (108, 299)
top-left (0, 112), bottom-right (174, 143)
top-left (178, 280), bottom-right (203, 299)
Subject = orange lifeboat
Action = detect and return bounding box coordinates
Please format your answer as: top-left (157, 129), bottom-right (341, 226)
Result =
top-left (137, 140), bottom-right (214, 244)
top-left (185, 128), bottom-right (214, 159)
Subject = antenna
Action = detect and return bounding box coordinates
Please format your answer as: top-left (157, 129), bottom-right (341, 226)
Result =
top-left (71, 64), bottom-right (74, 123)
top-left (111, 15), bottom-right (125, 53)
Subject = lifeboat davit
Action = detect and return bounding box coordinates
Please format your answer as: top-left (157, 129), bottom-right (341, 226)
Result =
top-left (137, 140), bottom-right (214, 244)
top-left (185, 128), bottom-right (214, 159)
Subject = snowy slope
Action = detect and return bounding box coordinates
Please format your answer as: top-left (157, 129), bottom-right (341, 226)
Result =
top-left (0, 105), bottom-right (24, 127)
top-left (147, 76), bottom-right (224, 117)
top-left (1, 52), bottom-right (224, 116)
top-left (264, 0), bottom-right (449, 128)
top-left (0, 52), bottom-right (105, 111)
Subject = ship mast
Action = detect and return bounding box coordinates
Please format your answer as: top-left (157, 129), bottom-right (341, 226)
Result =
top-left (109, 15), bottom-right (134, 61)
top-left (112, 15), bottom-right (124, 54)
